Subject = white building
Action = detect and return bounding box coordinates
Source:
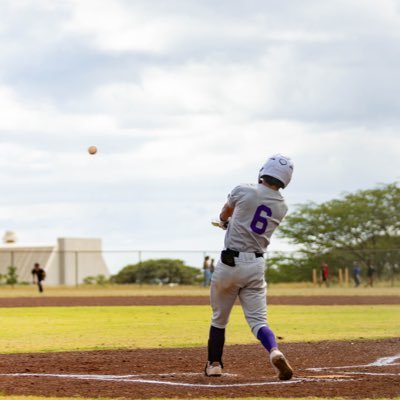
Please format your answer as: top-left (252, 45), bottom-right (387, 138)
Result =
top-left (0, 232), bottom-right (110, 285)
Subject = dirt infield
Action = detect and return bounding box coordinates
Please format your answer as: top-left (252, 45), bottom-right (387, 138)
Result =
top-left (0, 339), bottom-right (399, 398)
top-left (0, 295), bottom-right (399, 307)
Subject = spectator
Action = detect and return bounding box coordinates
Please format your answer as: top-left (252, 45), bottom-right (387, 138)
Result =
top-left (365, 259), bottom-right (376, 287)
top-left (352, 261), bottom-right (361, 287)
top-left (203, 256), bottom-right (211, 287)
top-left (320, 261), bottom-right (329, 287)
top-left (210, 258), bottom-right (215, 275)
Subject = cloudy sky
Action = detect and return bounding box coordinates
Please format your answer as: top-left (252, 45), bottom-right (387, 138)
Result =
top-left (1, 0), bottom-right (399, 272)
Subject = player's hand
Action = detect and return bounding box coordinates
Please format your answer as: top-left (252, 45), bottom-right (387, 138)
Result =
top-left (219, 219), bottom-right (229, 230)
top-left (211, 218), bottom-right (230, 230)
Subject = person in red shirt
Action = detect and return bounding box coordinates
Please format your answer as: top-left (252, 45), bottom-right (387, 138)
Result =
top-left (320, 261), bottom-right (329, 287)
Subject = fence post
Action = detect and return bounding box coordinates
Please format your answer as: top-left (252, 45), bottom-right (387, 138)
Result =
top-left (344, 268), bottom-right (349, 287)
top-left (75, 251), bottom-right (79, 288)
top-left (312, 269), bottom-right (317, 286)
top-left (338, 268), bottom-right (343, 287)
top-left (138, 251), bottom-right (142, 285)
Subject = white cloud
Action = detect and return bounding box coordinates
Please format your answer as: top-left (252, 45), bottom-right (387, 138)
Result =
top-left (0, 0), bottom-right (399, 263)
top-left (0, 86), bottom-right (118, 135)
top-left (63, 0), bottom-right (184, 54)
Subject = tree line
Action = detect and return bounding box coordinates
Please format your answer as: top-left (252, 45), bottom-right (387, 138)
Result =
top-left (268, 182), bottom-right (400, 283)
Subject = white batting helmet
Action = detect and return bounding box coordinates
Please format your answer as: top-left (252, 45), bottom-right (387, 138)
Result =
top-left (258, 154), bottom-right (294, 188)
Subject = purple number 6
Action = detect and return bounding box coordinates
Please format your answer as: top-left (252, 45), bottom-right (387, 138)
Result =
top-left (250, 205), bottom-right (272, 234)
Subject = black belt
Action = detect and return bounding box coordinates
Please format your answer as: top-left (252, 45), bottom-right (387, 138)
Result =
top-left (221, 248), bottom-right (264, 267)
top-left (226, 248), bottom-right (264, 258)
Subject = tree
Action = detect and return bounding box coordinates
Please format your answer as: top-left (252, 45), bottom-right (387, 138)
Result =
top-left (274, 183), bottom-right (400, 281)
top-left (5, 266), bottom-right (18, 287)
top-left (112, 259), bottom-right (201, 285)
top-left (82, 276), bottom-right (96, 285)
top-left (266, 252), bottom-right (310, 283)
top-left (280, 183), bottom-right (400, 254)
top-left (95, 274), bottom-right (109, 286)
top-left (83, 275), bottom-right (110, 285)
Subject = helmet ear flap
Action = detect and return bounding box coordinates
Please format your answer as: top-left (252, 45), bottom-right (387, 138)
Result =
top-left (258, 168), bottom-right (263, 183)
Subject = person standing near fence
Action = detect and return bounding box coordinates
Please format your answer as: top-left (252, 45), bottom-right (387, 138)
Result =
top-left (205, 154), bottom-right (294, 380)
top-left (32, 262), bottom-right (46, 293)
top-left (320, 261), bottom-right (329, 287)
top-left (210, 258), bottom-right (215, 276)
top-left (365, 259), bottom-right (376, 287)
top-left (352, 261), bottom-right (361, 287)
top-left (203, 256), bottom-right (211, 286)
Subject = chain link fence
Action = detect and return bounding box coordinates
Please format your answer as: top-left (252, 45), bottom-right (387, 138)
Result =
top-left (0, 248), bottom-right (398, 286)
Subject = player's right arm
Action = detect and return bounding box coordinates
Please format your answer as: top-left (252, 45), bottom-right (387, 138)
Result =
top-left (219, 202), bottom-right (234, 223)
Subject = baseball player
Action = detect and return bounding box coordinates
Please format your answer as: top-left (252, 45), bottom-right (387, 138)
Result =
top-left (205, 154), bottom-right (294, 380)
top-left (31, 262), bottom-right (46, 293)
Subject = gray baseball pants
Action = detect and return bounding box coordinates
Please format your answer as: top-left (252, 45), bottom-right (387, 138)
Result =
top-left (210, 252), bottom-right (267, 337)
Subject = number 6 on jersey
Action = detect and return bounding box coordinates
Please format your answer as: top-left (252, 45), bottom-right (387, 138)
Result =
top-left (250, 205), bottom-right (272, 234)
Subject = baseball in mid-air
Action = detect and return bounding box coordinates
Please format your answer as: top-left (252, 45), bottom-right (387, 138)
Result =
top-left (88, 145), bottom-right (97, 155)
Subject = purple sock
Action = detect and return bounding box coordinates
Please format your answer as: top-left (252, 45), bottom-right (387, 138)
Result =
top-left (257, 326), bottom-right (277, 352)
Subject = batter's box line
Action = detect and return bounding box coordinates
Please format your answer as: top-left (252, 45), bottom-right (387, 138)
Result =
top-left (0, 373), bottom-right (354, 388)
top-left (306, 354), bottom-right (400, 372)
top-left (336, 371), bottom-right (400, 377)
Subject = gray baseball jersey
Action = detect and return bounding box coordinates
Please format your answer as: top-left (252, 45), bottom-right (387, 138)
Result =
top-left (211, 183), bottom-right (288, 337)
top-left (224, 183), bottom-right (288, 253)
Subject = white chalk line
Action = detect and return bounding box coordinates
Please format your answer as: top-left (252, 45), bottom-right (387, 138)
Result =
top-left (0, 354), bottom-right (398, 389)
top-left (0, 372), bottom-right (352, 388)
top-left (306, 354), bottom-right (400, 372)
top-left (339, 372), bottom-right (400, 377)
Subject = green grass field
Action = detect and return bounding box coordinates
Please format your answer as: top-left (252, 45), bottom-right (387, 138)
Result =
top-left (0, 304), bottom-right (399, 353)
